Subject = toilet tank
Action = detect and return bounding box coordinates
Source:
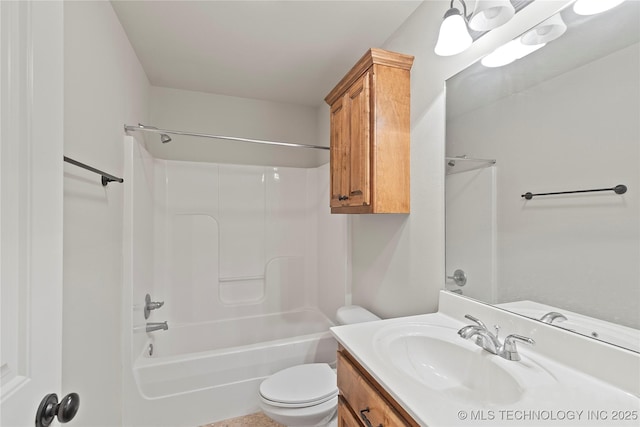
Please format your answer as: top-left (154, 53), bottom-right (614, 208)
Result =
top-left (336, 306), bottom-right (380, 325)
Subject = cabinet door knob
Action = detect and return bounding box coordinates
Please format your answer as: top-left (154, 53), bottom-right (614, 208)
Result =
top-left (360, 407), bottom-right (383, 427)
top-left (338, 195), bottom-right (349, 201)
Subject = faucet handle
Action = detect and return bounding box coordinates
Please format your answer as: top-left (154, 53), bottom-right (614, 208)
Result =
top-left (464, 314), bottom-right (487, 329)
top-left (501, 334), bottom-right (535, 361)
top-left (148, 301), bottom-right (164, 310)
top-left (144, 294), bottom-right (165, 319)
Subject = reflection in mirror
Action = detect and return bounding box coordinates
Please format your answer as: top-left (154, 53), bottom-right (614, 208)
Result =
top-left (445, 0), bottom-right (639, 352)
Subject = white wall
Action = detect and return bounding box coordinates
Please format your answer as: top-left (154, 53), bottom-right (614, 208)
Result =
top-left (148, 86), bottom-right (322, 167)
top-left (447, 43), bottom-right (640, 328)
top-left (63, 2), bottom-right (150, 426)
top-left (334, 0), bottom-right (575, 318)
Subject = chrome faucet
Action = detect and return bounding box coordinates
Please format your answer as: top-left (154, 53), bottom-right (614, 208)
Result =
top-left (458, 314), bottom-right (502, 354)
top-left (540, 311), bottom-right (567, 324)
top-left (458, 325), bottom-right (502, 354)
top-left (146, 321), bottom-right (168, 333)
top-left (458, 314), bottom-right (535, 361)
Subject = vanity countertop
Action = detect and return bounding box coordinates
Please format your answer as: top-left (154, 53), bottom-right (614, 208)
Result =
top-left (330, 293), bottom-right (640, 426)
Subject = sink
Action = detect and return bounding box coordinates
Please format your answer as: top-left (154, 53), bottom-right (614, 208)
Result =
top-left (373, 323), bottom-right (556, 406)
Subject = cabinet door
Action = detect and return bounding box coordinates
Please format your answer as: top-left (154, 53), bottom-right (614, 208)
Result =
top-left (330, 95), bottom-right (349, 208)
top-left (338, 351), bottom-right (412, 426)
top-left (338, 396), bottom-right (363, 427)
top-left (345, 71), bottom-right (370, 207)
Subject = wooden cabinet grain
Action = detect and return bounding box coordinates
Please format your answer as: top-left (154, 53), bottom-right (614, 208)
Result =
top-left (337, 348), bottom-right (419, 427)
top-left (337, 397), bottom-right (363, 427)
top-left (325, 48), bottom-right (413, 214)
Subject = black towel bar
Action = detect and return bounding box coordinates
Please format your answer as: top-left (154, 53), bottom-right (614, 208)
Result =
top-left (521, 184), bottom-right (627, 200)
top-left (63, 156), bottom-right (123, 186)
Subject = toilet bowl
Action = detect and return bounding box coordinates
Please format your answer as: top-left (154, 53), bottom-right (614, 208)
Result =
top-left (259, 306), bottom-right (380, 427)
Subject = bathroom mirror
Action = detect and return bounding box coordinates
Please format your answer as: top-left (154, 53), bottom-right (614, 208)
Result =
top-left (445, 0), bottom-right (639, 352)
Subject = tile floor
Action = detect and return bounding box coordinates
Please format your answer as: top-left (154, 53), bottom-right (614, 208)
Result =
top-left (201, 412), bottom-right (285, 427)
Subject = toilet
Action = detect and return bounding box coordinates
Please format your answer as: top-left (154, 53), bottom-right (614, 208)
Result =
top-left (259, 306), bottom-right (380, 427)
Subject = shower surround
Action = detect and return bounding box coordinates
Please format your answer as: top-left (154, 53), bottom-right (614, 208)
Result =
top-left (122, 137), bottom-right (344, 426)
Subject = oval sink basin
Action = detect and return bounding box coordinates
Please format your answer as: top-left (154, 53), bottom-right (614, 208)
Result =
top-left (373, 323), bottom-right (555, 406)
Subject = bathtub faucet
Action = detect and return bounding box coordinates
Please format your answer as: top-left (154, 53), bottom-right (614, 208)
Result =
top-left (540, 311), bottom-right (567, 324)
top-left (146, 321), bottom-right (168, 333)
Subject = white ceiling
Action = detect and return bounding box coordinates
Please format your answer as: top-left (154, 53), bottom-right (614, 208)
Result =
top-left (111, 1), bottom-right (423, 107)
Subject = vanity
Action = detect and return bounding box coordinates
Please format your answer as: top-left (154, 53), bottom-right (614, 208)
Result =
top-left (331, 292), bottom-right (640, 426)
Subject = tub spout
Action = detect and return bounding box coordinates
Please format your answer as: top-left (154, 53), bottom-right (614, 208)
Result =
top-left (146, 321), bottom-right (168, 333)
top-left (540, 311), bottom-right (567, 324)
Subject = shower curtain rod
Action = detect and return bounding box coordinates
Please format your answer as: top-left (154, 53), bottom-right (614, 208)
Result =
top-left (124, 124), bottom-right (330, 151)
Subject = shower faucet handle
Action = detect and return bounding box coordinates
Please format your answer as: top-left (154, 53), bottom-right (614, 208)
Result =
top-left (447, 269), bottom-right (467, 286)
top-left (144, 294), bottom-right (165, 319)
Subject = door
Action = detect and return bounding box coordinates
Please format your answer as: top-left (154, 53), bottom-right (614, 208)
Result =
top-left (330, 95), bottom-right (349, 208)
top-left (345, 71), bottom-right (370, 207)
top-left (329, 72), bottom-right (371, 209)
top-left (1, 2), bottom-right (65, 426)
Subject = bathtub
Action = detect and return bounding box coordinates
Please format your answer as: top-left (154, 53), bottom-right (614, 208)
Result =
top-left (133, 308), bottom-right (337, 399)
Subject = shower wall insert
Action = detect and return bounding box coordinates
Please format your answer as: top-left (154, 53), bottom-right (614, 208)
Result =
top-left (122, 131), bottom-right (339, 426)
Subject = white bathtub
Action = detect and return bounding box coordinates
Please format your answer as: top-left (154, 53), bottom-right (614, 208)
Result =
top-left (133, 308), bottom-right (337, 399)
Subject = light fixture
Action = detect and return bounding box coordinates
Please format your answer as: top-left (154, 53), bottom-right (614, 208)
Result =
top-left (469, 0), bottom-right (515, 31)
top-left (521, 13), bottom-right (567, 45)
top-left (434, 0), bottom-right (473, 56)
top-left (573, 0), bottom-right (625, 15)
top-left (481, 38), bottom-right (546, 68)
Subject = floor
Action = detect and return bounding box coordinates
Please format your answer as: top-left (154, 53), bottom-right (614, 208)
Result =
top-left (201, 412), bottom-right (285, 427)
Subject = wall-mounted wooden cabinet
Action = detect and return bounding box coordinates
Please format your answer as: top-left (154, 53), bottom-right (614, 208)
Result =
top-left (325, 48), bottom-right (413, 214)
top-left (337, 347), bottom-right (419, 426)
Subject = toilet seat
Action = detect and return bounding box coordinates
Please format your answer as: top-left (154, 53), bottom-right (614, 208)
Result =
top-left (259, 363), bottom-right (337, 408)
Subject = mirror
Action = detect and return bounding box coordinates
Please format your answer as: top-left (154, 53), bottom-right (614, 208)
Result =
top-left (445, 0), bottom-right (639, 352)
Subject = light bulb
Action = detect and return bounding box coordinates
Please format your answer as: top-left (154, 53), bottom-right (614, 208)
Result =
top-left (573, 0), bottom-right (625, 15)
top-left (521, 13), bottom-right (567, 45)
top-left (481, 39), bottom-right (545, 68)
top-left (469, 0), bottom-right (515, 31)
top-left (435, 8), bottom-right (473, 56)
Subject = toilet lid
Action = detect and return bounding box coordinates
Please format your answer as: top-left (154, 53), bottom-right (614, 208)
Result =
top-left (259, 363), bottom-right (337, 407)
